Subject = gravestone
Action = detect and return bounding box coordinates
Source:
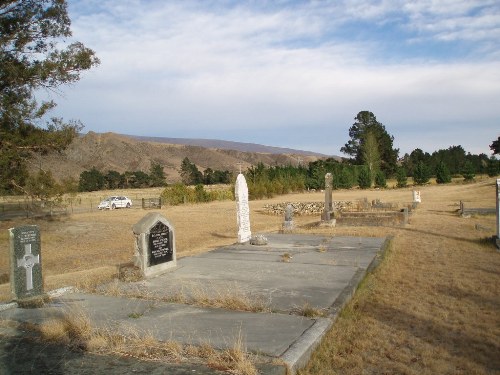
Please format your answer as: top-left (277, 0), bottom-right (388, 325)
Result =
top-left (282, 204), bottom-right (295, 232)
top-left (235, 173), bottom-right (251, 243)
top-left (413, 190), bottom-right (421, 204)
top-left (132, 212), bottom-right (176, 278)
top-left (321, 173), bottom-right (336, 225)
top-left (496, 179), bottom-right (500, 249)
top-left (9, 225), bottom-right (43, 300)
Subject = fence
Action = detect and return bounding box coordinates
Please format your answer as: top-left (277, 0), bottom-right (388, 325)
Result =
top-left (0, 195), bottom-right (165, 220)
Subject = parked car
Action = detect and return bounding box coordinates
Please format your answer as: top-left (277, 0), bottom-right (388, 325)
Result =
top-left (98, 196), bottom-right (132, 210)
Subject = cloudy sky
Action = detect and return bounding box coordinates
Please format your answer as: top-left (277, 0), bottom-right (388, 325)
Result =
top-left (50, 0), bottom-right (500, 157)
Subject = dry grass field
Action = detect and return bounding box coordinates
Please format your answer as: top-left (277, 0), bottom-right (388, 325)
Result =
top-left (1, 178), bottom-right (499, 374)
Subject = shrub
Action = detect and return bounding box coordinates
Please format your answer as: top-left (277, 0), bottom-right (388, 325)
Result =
top-left (462, 161), bottom-right (475, 181)
top-left (436, 161), bottom-right (452, 184)
top-left (413, 161), bottom-right (430, 185)
top-left (358, 167), bottom-right (372, 189)
top-left (374, 171), bottom-right (387, 188)
top-left (396, 167), bottom-right (408, 188)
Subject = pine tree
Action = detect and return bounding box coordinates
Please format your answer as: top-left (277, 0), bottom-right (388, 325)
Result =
top-left (358, 166), bottom-right (372, 189)
top-left (0, 1), bottom-right (99, 193)
top-left (435, 161), bottom-right (452, 184)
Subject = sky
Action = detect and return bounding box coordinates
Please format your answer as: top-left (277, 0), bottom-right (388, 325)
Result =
top-left (47, 0), bottom-right (500, 157)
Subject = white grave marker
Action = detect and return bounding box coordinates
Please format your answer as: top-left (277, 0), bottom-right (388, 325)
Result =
top-left (235, 173), bottom-right (251, 243)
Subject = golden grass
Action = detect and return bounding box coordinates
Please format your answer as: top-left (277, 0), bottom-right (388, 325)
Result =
top-left (34, 307), bottom-right (258, 375)
top-left (1, 178), bottom-right (499, 374)
top-left (298, 179), bottom-right (500, 375)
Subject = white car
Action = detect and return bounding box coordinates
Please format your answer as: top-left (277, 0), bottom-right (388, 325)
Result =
top-left (98, 196), bottom-right (132, 210)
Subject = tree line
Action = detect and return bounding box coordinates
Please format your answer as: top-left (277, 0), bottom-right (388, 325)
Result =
top-left (78, 162), bottom-right (167, 192)
top-left (1, 3), bottom-right (498, 204)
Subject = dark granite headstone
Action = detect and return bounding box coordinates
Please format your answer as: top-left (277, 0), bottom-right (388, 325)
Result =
top-left (148, 221), bottom-right (173, 266)
top-left (9, 225), bottom-right (43, 300)
top-left (133, 213), bottom-right (177, 278)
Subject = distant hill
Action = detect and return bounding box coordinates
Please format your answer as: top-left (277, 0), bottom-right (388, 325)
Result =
top-left (36, 132), bottom-right (333, 183)
top-left (125, 134), bottom-right (329, 157)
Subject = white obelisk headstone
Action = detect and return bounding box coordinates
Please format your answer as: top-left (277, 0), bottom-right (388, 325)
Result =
top-left (235, 173), bottom-right (251, 243)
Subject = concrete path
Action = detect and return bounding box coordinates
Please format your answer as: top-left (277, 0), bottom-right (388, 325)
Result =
top-left (0, 234), bottom-right (387, 374)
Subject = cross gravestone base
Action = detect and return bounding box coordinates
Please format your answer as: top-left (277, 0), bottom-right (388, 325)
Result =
top-left (9, 225), bottom-right (47, 307)
top-left (133, 213), bottom-right (177, 278)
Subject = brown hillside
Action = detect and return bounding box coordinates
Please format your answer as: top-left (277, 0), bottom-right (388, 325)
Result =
top-left (34, 132), bottom-right (322, 182)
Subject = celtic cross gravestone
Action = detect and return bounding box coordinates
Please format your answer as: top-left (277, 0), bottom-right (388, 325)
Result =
top-left (9, 225), bottom-right (43, 300)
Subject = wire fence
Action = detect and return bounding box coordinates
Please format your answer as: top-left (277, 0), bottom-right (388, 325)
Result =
top-left (0, 195), bottom-right (163, 220)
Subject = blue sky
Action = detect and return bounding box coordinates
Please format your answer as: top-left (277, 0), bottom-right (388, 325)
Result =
top-left (48, 0), bottom-right (500, 156)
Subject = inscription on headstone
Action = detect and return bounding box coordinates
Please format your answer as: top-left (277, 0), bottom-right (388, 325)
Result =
top-left (133, 213), bottom-right (177, 278)
top-left (148, 221), bottom-right (173, 266)
top-left (9, 225), bottom-right (43, 300)
top-left (235, 173), bottom-right (251, 243)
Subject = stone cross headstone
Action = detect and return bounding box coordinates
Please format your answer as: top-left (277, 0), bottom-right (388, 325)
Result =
top-left (282, 204), bottom-right (295, 232)
top-left (132, 212), bottom-right (176, 278)
top-left (235, 173), bottom-right (251, 243)
top-left (9, 225), bottom-right (43, 300)
top-left (496, 179), bottom-right (500, 249)
top-left (321, 173), bottom-right (334, 221)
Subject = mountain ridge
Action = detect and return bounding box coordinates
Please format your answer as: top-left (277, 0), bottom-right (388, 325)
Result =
top-left (123, 134), bottom-right (329, 157)
top-left (36, 132), bottom-right (335, 183)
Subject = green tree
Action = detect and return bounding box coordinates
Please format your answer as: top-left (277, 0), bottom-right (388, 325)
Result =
top-left (362, 130), bottom-right (381, 177)
top-left (149, 161), bottom-right (166, 187)
top-left (435, 161), bottom-right (452, 184)
top-left (358, 166), bottom-right (372, 189)
top-left (341, 111), bottom-right (399, 176)
top-left (24, 169), bottom-right (63, 213)
top-left (104, 170), bottom-right (122, 189)
top-left (487, 156), bottom-right (499, 177)
top-left (413, 161), bottom-right (431, 185)
top-left (461, 161), bottom-right (475, 181)
top-left (0, 0), bottom-right (99, 194)
top-left (203, 168), bottom-right (215, 185)
top-left (131, 171), bottom-right (150, 188)
top-left (180, 157), bottom-right (202, 185)
top-left (490, 136), bottom-right (500, 155)
top-left (396, 167), bottom-right (408, 188)
top-left (402, 148), bottom-right (431, 177)
top-left (374, 170), bottom-right (387, 188)
top-left (79, 167), bottom-right (104, 192)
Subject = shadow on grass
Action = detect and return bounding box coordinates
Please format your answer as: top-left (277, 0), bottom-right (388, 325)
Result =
top-left (0, 330), bottom-right (227, 374)
top-left (367, 302), bottom-right (500, 372)
top-left (395, 225), bottom-right (496, 247)
top-left (210, 232), bottom-right (234, 239)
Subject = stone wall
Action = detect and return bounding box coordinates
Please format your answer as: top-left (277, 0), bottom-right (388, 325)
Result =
top-left (263, 201), bottom-right (355, 216)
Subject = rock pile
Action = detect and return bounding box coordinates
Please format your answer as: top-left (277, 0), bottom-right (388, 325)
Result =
top-left (263, 201), bottom-right (355, 216)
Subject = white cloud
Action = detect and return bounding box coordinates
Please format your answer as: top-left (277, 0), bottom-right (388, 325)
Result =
top-left (55, 0), bottom-right (500, 156)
